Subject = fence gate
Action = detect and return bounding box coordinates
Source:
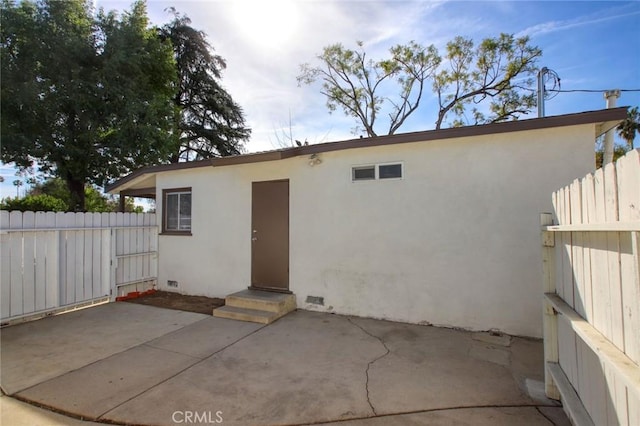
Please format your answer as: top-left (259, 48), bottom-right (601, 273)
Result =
top-left (541, 149), bottom-right (639, 426)
top-left (0, 212), bottom-right (158, 324)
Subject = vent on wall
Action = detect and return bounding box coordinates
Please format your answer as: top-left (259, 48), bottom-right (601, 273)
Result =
top-left (306, 296), bottom-right (324, 306)
top-left (167, 280), bottom-right (178, 288)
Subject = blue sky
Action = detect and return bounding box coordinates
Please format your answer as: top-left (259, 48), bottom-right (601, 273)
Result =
top-left (1, 0), bottom-right (639, 198)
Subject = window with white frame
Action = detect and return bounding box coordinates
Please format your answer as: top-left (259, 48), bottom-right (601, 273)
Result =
top-left (352, 165), bottom-right (376, 181)
top-left (163, 188), bottom-right (192, 234)
top-left (352, 163), bottom-right (403, 181)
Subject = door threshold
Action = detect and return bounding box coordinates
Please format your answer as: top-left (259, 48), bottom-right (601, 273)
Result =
top-left (248, 286), bottom-right (292, 294)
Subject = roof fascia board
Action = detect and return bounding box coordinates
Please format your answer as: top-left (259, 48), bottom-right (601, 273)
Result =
top-left (118, 187), bottom-right (156, 198)
top-left (105, 159), bottom-right (213, 193)
top-left (106, 107), bottom-right (627, 193)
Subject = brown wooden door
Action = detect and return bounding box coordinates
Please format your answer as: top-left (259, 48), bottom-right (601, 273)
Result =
top-left (251, 180), bottom-right (289, 291)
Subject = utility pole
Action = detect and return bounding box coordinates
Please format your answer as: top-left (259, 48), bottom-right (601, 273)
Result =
top-left (537, 67), bottom-right (548, 118)
top-left (602, 90), bottom-right (620, 166)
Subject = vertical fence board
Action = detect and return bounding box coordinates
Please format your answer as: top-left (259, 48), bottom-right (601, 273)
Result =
top-left (541, 213), bottom-right (560, 399)
top-left (616, 150), bottom-right (640, 221)
top-left (33, 212), bottom-right (47, 312)
top-left (592, 168), bottom-right (613, 340)
top-left (580, 338), bottom-right (607, 426)
top-left (126, 213), bottom-right (135, 282)
top-left (101, 213), bottom-right (112, 299)
top-left (55, 212), bottom-right (67, 305)
top-left (1, 211), bottom-right (12, 318)
top-left (108, 213), bottom-right (117, 299)
top-left (604, 366), bottom-right (628, 426)
top-left (149, 214), bottom-right (158, 283)
top-left (557, 186), bottom-right (565, 303)
top-left (562, 187), bottom-right (575, 308)
top-left (570, 179), bottom-right (586, 318)
top-left (575, 331), bottom-right (585, 413)
top-left (603, 163), bottom-right (624, 351)
top-left (9, 211), bottom-right (23, 317)
top-left (628, 386), bottom-right (639, 426)
top-left (44, 212), bottom-right (58, 310)
top-left (60, 213), bottom-right (76, 305)
top-left (122, 213), bottom-right (131, 285)
top-left (619, 230), bottom-right (638, 363)
top-left (22, 212), bottom-right (36, 314)
top-left (552, 192), bottom-right (565, 299)
top-left (74, 213), bottom-right (86, 303)
top-left (90, 213), bottom-right (101, 298)
top-left (136, 214), bottom-right (144, 282)
top-left (129, 213), bottom-right (137, 282)
top-left (142, 214), bottom-right (150, 278)
top-left (115, 213), bottom-right (124, 286)
top-left (581, 174), bottom-right (595, 323)
top-left (80, 213), bottom-right (92, 300)
top-left (575, 337), bottom-right (590, 423)
top-left (558, 316), bottom-right (577, 385)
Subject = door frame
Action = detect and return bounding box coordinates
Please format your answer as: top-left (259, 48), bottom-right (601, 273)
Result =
top-left (250, 179), bottom-right (290, 293)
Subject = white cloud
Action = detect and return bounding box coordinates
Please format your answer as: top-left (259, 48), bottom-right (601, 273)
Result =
top-left (516, 6), bottom-right (640, 39)
top-left (51, 0), bottom-right (640, 155)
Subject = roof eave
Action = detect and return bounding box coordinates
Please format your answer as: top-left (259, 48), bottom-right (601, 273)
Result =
top-left (105, 107), bottom-right (628, 194)
top-left (105, 159), bottom-right (214, 194)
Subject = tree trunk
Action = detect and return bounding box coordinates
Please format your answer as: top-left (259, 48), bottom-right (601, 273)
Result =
top-left (66, 176), bottom-right (86, 212)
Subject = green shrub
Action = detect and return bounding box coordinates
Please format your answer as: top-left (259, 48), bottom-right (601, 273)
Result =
top-left (0, 194), bottom-right (68, 212)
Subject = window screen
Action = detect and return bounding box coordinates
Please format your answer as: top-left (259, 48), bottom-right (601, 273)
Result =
top-left (379, 164), bottom-right (402, 179)
top-left (164, 189), bottom-right (191, 232)
top-left (352, 166), bottom-right (376, 181)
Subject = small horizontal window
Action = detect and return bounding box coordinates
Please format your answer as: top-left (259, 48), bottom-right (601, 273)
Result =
top-left (379, 164), bottom-right (402, 179)
top-left (352, 163), bottom-right (403, 181)
top-left (352, 166), bottom-right (376, 181)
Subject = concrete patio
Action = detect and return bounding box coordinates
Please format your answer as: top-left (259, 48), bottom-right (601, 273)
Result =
top-left (1, 303), bottom-right (570, 425)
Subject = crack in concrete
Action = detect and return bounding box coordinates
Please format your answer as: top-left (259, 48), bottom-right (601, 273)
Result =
top-left (289, 404), bottom-right (563, 426)
top-left (347, 318), bottom-right (391, 416)
top-left (95, 323), bottom-right (268, 420)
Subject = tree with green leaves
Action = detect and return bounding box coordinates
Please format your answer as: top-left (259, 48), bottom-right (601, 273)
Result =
top-left (617, 106), bottom-right (639, 150)
top-left (434, 34), bottom-right (540, 129)
top-left (1, 194), bottom-right (68, 212)
top-left (298, 33), bottom-right (541, 135)
top-left (160, 9), bottom-right (250, 161)
top-left (1, 177), bottom-right (143, 212)
top-left (1, 0), bottom-right (178, 211)
top-left (298, 41), bottom-right (440, 137)
top-left (595, 137), bottom-right (629, 169)
top-left (12, 179), bottom-right (23, 197)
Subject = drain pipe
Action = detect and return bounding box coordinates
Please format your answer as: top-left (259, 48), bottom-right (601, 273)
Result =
top-left (602, 90), bottom-right (621, 166)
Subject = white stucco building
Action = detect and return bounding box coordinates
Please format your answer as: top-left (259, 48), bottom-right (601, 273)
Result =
top-left (107, 108), bottom-right (627, 338)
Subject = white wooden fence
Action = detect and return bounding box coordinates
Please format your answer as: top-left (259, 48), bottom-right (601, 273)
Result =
top-left (541, 149), bottom-right (639, 426)
top-left (0, 211), bottom-right (158, 324)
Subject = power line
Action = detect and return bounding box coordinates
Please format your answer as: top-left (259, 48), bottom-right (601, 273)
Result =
top-left (542, 68), bottom-right (561, 100)
top-left (548, 88), bottom-right (640, 93)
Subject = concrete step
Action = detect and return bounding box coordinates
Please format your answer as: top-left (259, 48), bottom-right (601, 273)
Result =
top-left (213, 289), bottom-right (297, 324)
top-left (212, 305), bottom-right (280, 324)
top-left (225, 289), bottom-right (296, 314)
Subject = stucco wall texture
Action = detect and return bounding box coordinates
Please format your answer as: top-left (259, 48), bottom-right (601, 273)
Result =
top-left (156, 124), bottom-right (595, 338)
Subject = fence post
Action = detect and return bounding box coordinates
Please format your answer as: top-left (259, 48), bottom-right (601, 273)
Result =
top-left (541, 212), bottom-right (560, 400)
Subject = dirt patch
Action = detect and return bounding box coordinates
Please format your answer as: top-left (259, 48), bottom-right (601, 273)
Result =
top-left (124, 291), bottom-right (224, 315)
